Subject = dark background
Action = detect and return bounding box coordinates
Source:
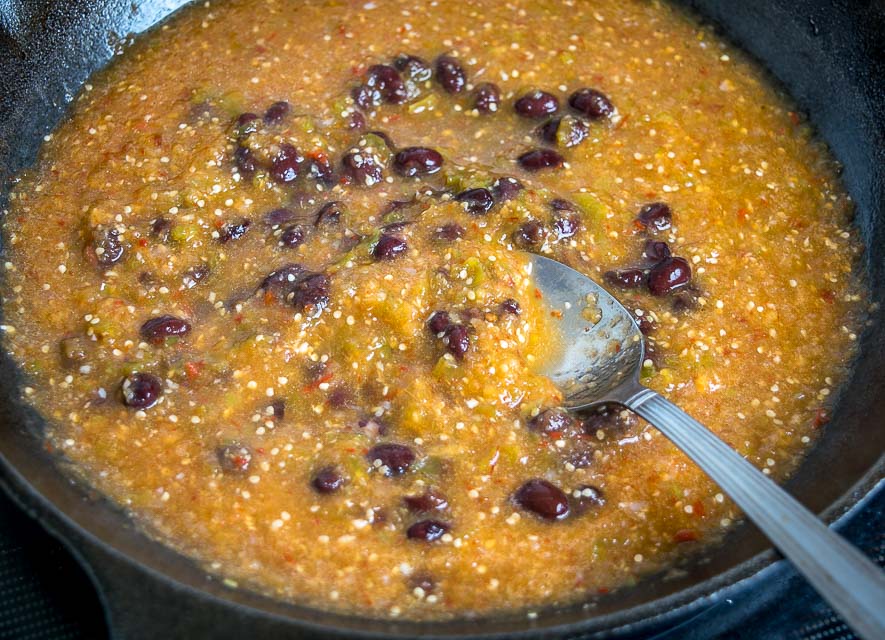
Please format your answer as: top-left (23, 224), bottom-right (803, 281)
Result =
top-left (1, 486), bottom-right (882, 640)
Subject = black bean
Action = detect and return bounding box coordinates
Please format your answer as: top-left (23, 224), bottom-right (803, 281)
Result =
top-left (394, 146), bottom-right (444, 177)
top-left (121, 372), bottom-right (162, 409)
top-left (219, 218), bottom-right (251, 243)
top-left (501, 299), bottom-right (521, 315)
top-left (515, 90), bottom-right (560, 119)
top-left (347, 110), bottom-right (367, 131)
top-left (435, 222), bottom-right (465, 242)
top-left (443, 324), bottom-right (470, 359)
top-left (234, 112), bottom-right (260, 137)
top-left (93, 227), bottom-right (124, 266)
top-left (644, 240), bottom-right (671, 262)
top-left (637, 202), bottom-right (672, 232)
top-left (234, 145), bottom-right (257, 177)
top-left (217, 443), bottom-right (253, 474)
top-left (263, 208), bottom-right (297, 226)
top-left (183, 264), bottom-right (210, 289)
top-left (280, 224), bottom-right (307, 248)
top-left (404, 490), bottom-right (449, 513)
top-left (352, 84), bottom-right (379, 111)
top-left (472, 82), bottom-right (501, 113)
top-left (568, 88), bottom-right (615, 120)
top-left (426, 310), bottom-right (452, 334)
top-left (373, 234), bottom-right (409, 260)
top-left (513, 220), bottom-right (548, 247)
top-left (270, 143), bottom-right (303, 184)
top-left (491, 176), bottom-right (524, 202)
top-left (308, 154), bottom-right (335, 185)
top-left (367, 443), bottom-right (416, 476)
top-left (151, 216), bottom-right (172, 241)
top-left (634, 312), bottom-right (657, 335)
top-left (342, 151), bottom-right (384, 186)
top-left (260, 263), bottom-right (306, 294)
top-left (582, 409), bottom-right (626, 435)
top-left (647, 257), bottom-right (691, 296)
top-left (570, 485), bottom-right (605, 515)
top-left (604, 268), bottom-right (646, 289)
top-left (455, 187), bottom-right (495, 215)
top-left (518, 148), bottom-right (563, 172)
top-left (435, 55), bottom-right (466, 93)
top-left (539, 115), bottom-right (588, 148)
top-left (314, 201), bottom-right (343, 227)
top-left (291, 272), bottom-right (330, 316)
top-left (529, 408), bottom-right (575, 434)
top-left (140, 315), bottom-right (191, 344)
top-left (513, 478), bottom-right (570, 521)
top-left (407, 519), bottom-right (450, 542)
top-left (367, 64), bottom-right (408, 104)
top-left (263, 100), bottom-right (290, 124)
top-left (312, 466), bottom-right (345, 494)
top-left (552, 212), bottom-right (580, 240)
top-left (394, 54), bottom-right (433, 81)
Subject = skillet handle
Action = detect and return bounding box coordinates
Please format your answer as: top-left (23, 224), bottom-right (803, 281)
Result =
top-left (624, 386), bottom-right (885, 640)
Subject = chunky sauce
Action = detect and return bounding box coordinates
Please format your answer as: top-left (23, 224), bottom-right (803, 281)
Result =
top-left (1, 0), bottom-right (866, 620)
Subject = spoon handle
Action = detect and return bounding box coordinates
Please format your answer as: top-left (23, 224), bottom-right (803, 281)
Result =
top-left (623, 387), bottom-right (885, 640)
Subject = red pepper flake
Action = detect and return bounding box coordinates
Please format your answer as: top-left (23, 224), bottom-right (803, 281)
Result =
top-left (820, 289), bottom-right (836, 304)
top-left (691, 500), bottom-right (705, 517)
top-left (737, 207), bottom-right (750, 222)
top-left (673, 528), bottom-right (700, 543)
top-left (597, 587), bottom-right (610, 594)
top-left (138, 237), bottom-right (148, 247)
top-left (184, 361), bottom-right (204, 380)
top-left (788, 111), bottom-right (801, 126)
top-left (534, 288), bottom-right (543, 299)
top-left (813, 407), bottom-right (830, 428)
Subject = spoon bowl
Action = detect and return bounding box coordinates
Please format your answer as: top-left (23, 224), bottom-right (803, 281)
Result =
top-left (531, 254), bottom-right (645, 408)
top-left (528, 253), bottom-right (885, 640)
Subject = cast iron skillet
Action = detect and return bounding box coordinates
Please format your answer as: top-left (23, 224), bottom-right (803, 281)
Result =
top-left (1, 0), bottom-right (884, 638)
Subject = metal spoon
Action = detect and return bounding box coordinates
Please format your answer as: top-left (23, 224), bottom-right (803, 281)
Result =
top-left (530, 254), bottom-right (885, 640)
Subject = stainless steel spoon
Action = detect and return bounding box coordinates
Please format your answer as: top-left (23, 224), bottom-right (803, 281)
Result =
top-left (530, 254), bottom-right (885, 640)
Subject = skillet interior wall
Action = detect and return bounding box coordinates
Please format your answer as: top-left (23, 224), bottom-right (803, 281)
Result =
top-left (0, 0), bottom-right (883, 637)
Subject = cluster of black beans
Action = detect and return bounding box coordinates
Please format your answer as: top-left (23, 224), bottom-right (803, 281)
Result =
top-left (604, 202), bottom-right (693, 297)
top-left (350, 52), bottom-right (615, 173)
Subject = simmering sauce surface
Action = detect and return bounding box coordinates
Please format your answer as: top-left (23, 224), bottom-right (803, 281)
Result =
top-left (1, 0), bottom-right (866, 619)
